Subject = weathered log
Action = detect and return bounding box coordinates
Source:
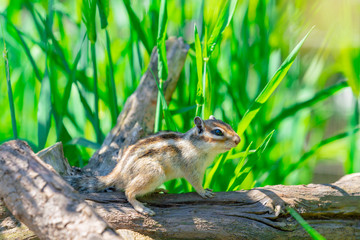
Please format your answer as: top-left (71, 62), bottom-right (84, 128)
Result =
top-left (85, 36), bottom-right (189, 176)
top-left (1, 139), bottom-right (359, 240)
top-left (82, 173), bottom-right (360, 239)
top-left (0, 140), bottom-right (121, 240)
top-left (36, 142), bottom-right (72, 176)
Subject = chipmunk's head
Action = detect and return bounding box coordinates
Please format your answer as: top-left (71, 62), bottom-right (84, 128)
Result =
top-left (193, 115), bottom-right (240, 153)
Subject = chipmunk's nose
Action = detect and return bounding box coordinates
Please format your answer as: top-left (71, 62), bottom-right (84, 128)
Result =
top-left (233, 135), bottom-right (241, 145)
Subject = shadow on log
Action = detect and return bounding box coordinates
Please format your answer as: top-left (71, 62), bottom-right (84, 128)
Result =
top-left (1, 37), bottom-right (360, 239)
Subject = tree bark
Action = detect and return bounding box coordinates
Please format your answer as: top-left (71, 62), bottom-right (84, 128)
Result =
top-left (1, 143), bottom-right (359, 240)
top-left (0, 140), bottom-right (121, 240)
top-left (82, 173), bottom-right (360, 239)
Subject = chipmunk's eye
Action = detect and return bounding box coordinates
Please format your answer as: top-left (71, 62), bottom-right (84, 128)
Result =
top-left (213, 129), bottom-right (223, 136)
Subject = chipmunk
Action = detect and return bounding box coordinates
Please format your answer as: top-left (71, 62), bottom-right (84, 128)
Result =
top-left (66, 115), bottom-right (240, 216)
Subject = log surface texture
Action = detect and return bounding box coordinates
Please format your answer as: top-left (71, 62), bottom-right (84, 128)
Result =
top-left (1, 140), bottom-right (359, 239)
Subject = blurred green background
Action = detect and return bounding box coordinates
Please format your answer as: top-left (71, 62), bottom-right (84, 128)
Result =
top-left (0, 0), bottom-right (359, 193)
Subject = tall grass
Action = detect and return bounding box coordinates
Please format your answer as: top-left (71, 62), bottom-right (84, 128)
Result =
top-left (1, 0), bottom-right (359, 191)
top-left (2, 39), bottom-right (17, 139)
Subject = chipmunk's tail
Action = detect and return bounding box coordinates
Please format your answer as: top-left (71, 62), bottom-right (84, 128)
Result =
top-left (64, 175), bottom-right (113, 193)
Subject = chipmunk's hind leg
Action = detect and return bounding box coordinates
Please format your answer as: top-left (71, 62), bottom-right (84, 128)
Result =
top-left (125, 166), bottom-right (165, 216)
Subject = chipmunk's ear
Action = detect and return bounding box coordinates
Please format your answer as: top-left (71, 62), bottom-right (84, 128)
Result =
top-left (209, 115), bottom-right (216, 120)
top-left (194, 117), bottom-right (204, 134)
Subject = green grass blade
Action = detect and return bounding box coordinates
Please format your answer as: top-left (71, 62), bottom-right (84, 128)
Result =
top-left (128, 28), bottom-right (137, 90)
top-left (226, 0), bottom-right (238, 27)
top-left (123, 0), bottom-right (152, 54)
top-left (61, 34), bottom-right (87, 118)
top-left (24, 2), bottom-right (46, 42)
top-left (90, 42), bottom-right (102, 143)
top-left (82, 0), bottom-right (97, 43)
top-left (210, 62), bottom-right (245, 117)
top-left (254, 130), bottom-right (275, 156)
top-left (154, 0), bottom-right (168, 132)
top-left (154, 85), bottom-right (163, 132)
top-left (202, 29), bottom-right (208, 119)
top-left (36, 11), bottom-right (71, 73)
top-left (105, 29), bottom-right (119, 125)
top-left (66, 137), bottom-right (101, 149)
top-left (54, 34), bottom-right (86, 141)
top-left (347, 98), bottom-right (360, 173)
top-left (285, 126), bottom-right (360, 176)
top-left (3, 42), bottom-right (18, 139)
top-left (170, 105), bottom-right (197, 115)
top-left (157, 0), bottom-right (168, 82)
top-left (6, 22), bottom-right (43, 81)
top-left (197, 0), bottom-right (205, 39)
top-left (74, 81), bottom-right (96, 126)
top-left (97, 0), bottom-right (109, 29)
top-left (341, 47), bottom-right (360, 97)
top-left (194, 24), bottom-right (203, 81)
top-left (267, 81), bottom-right (348, 129)
top-left (227, 142), bottom-right (253, 191)
top-left (237, 27), bottom-right (314, 136)
top-left (287, 207), bottom-right (326, 240)
top-left (227, 130), bottom-right (274, 190)
top-left (207, 0), bottom-right (238, 57)
top-left (225, 150), bottom-right (256, 160)
top-left (37, 68), bottom-right (52, 149)
top-left (157, 82), bottom-right (177, 131)
top-left (150, 68), bottom-right (177, 131)
top-left (204, 152), bottom-right (229, 189)
top-left (194, 24), bottom-right (203, 117)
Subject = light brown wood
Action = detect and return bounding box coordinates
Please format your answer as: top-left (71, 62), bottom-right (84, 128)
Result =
top-left (36, 142), bottom-right (72, 176)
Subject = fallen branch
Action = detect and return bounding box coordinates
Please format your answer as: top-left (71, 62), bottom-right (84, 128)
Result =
top-left (0, 140), bottom-right (121, 240)
top-left (1, 142), bottom-right (359, 240)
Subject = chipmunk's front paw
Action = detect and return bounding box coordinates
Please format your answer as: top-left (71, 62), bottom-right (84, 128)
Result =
top-left (134, 206), bottom-right (155, 216)
top-left (198, 188), bottom-right (215, 198)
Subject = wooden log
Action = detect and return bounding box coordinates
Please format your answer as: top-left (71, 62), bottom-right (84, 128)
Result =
top-left (1, 141), bottom-right (359, 240)
top-left (36, 142), bottom-right (72, 176)
top-left (0, 140), bottom-right (121, 240)
top-left (81, 173), bottom-right (360, 239)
